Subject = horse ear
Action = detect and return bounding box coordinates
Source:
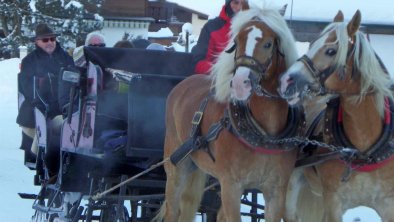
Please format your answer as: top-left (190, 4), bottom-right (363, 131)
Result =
top-left (279, 4), bottom-right (288, 16)
top-left (347, 10), bottom-right (361, 37)
top-left (333, 10), bottom-right (344, 22)
top-left (242, 0), bottom-right (250, 10)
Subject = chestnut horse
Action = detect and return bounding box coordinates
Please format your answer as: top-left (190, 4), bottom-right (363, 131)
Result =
top-left (280, 10), bottom-right (394, 222)
top-left (152, 4), bottom-right (302, 222)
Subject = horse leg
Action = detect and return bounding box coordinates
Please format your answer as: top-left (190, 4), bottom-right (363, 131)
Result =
top-left (219, 180), bottom-right (243, 222)
top-left (374, 199), bottom-right (394, 222)
top-left (285, 168), bottom-right (324, 222)
top-left (262, 185), bottom-right (287, 222)
top-left (156, 158), bottom-right (194, 222)
top-left (216, 206), bottom-right (226, 222)
top-left (284, 168), bottom-right (304, 222)
top-left (154, 126), bottom-right (194, 222)
top-left (178, 169), bottom-right (207, 222)
top-left (322, 192), bottom-right (342, 222)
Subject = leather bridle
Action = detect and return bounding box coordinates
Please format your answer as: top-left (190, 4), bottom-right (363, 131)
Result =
top-left (227, 38), bottom-right (285, 99)
top-left (297, 41), bottom-right (356, 95)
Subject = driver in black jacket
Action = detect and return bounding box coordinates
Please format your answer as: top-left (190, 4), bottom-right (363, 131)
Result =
top-left (17, 23), bottom-right (74, 162)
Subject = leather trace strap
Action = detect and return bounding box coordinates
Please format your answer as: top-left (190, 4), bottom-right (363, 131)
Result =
top-left (170, 91), bottom-right (229, 165)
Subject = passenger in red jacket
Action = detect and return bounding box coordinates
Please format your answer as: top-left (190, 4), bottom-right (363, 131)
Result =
top-left (191, 0), bottom-right (244, 74)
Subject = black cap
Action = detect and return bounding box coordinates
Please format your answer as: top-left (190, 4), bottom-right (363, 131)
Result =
top-left (30, 23), bottom-right (59, 41)
top-left (225, 0), bottom-right (235, 18)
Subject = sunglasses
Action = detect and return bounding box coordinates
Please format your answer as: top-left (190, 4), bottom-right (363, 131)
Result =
top-left (88, 43), bottom-right (106, 47)
top-left (39, 37), bottom-right (56, 43)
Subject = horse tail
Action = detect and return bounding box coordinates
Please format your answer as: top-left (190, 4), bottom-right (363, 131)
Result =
top-left (285, 167), bottom-right (324, 222)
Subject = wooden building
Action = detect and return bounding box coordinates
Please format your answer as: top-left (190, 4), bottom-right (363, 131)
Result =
top-left (91, 0), bottom-right (208, 46)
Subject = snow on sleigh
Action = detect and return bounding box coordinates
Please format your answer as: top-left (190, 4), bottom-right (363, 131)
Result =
top-left (18, 46), bottom-right (230, 222)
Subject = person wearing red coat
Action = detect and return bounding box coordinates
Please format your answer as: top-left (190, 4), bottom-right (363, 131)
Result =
top-left (191, 0), bottom-right (244, 74)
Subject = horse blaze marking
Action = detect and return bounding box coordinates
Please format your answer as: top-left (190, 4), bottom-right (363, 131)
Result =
top-left (245, 26), bottom-right (262, 57)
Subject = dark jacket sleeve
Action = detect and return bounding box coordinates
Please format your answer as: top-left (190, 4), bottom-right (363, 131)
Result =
top-left (16, 55), bottom-right (36, 128)
top-left (191, 23), bottom-right (212, 74)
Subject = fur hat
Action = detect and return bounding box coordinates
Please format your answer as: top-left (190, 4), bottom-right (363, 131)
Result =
top-left (30, 23), bottom-right (59, 41)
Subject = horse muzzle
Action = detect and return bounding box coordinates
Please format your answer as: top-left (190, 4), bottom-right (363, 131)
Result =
top-left (279, 71), bottom-right (314, 105)
top-left (230, 67), bottom-right (253, 101)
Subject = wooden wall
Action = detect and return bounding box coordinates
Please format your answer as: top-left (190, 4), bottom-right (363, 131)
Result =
top-left (101, 0), bottom-right (146, 17)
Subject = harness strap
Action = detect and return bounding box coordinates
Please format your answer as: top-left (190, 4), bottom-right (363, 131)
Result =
top-left (305, 109), bottom-right (325, 139)
top-left (170, 91), bottom-right (226, 166)
top-left (295, 150), bottom-right (342, 168)
top-left (190, 91), bottom-right (213, 137)
top-left (170, 116), bottom-right (228, 165)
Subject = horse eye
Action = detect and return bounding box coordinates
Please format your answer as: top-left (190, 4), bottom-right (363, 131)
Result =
top-left (263, 42), bottom-right (272, 49)
top-left (325, 48), bottom-right (337, 56)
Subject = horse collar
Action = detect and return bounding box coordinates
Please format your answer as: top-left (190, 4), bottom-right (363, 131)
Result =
top-left (227, 100), bottom-right (305, 153)
top-left (324, 97), bottom-right (394, 171)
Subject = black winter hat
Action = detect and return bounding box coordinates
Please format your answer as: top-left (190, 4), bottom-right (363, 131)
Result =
top-left (30, 23), bottom-right (59, 41)
top-left (225, 0), bottom-right (235, 18)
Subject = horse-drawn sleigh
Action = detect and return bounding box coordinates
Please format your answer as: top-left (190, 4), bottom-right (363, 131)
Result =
top-left (18, 2), bottom-right (393, 222)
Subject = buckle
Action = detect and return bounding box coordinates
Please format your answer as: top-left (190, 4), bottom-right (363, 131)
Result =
top-left (191, 111), bottom-right (203, 125)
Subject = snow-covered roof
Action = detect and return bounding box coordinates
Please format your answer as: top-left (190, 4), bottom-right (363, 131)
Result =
top-left (148, 27), bottom-right (174, 38)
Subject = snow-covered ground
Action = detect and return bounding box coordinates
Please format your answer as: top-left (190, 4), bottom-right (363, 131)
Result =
top-left (0, 58), bottom-right (40, 221)
top-left (1, 39), bottom-right (391, 221)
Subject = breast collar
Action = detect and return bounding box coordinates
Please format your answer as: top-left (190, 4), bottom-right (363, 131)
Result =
top-left (227, 100), bottom-right (306, 154)
top-left (324, 97), bottom-right (394, 171)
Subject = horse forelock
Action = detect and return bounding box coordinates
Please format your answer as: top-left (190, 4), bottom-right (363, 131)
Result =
top-left (212, 5), bottom-right (298, 103)
top-left (310, 23), bottom-right (349, 71)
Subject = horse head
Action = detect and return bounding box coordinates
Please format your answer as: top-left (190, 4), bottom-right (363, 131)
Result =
top-left (213, 5), bottom-right (298, 103)
top-left (279, 10), bottom-right (391, 108)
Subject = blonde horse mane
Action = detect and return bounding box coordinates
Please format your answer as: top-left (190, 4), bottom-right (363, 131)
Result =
top-left (212, 5), bottom-right (299, 103)
top-left (316, 22), bottom-right (393, 116)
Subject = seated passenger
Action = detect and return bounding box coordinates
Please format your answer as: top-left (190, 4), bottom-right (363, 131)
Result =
top-left (191, 0), bottom-right (244, 74)
top-left (60, 31), bottom-right (107, 113)
top-left (17, 23), bottom-right (74, 167)
top-left (72, 31), bottom-right (106, 68)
